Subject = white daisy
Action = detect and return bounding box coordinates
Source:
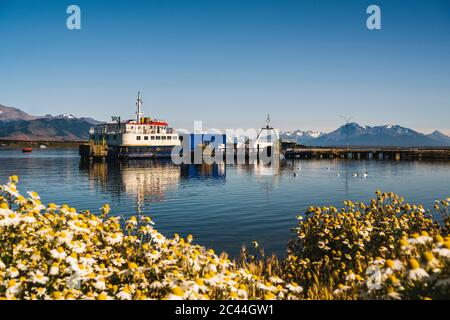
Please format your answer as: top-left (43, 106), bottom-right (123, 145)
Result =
top-left (7, 267), bottom-right (20, 278)
top-left (237, 288), bottom-right (248, 299)
top-left (21, 214), bottom-right (37, 224)
top-left (408, 268), bottom-right (429, 281)
top-left (49, 264), bottom-right (60, 276)
top-left (69, 241), bottom-right (87, 254)
top-left (409, 235), bottom-right (433, 245)
top-left (286, 282), bottom-right (303, 294)
top-left (31, 270), bottom-right (49, 285)
top-left (35, 287), bottom-right (47, 298)
top-left (149, 280), bottom-right (164, 290)
top-left (433, 247), bottom-right (450, 259)
top-left (105, 232), bottom-right (123, 245)
top-left (56, 230), bottom-right (74, 245)
top-left (93, 279), bottom-right (107, 291)
top-left (269, 276), bottom-right (284, 284)
top-left (5, 280), bottom-right (21, 299)
top-left (50, 247), bottom-right (67, 260)
top-left (116, 288), bottom-right (132, 300)
top-left (80, 255), bottom-right (96, 266)
top-left (0, 212), bottom-right (21, 227)
top-left (333, 284), bottom-right (351, 295)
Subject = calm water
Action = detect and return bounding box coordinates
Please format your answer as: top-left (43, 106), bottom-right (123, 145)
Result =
top-left (1, 148), bottom-right (449, 256)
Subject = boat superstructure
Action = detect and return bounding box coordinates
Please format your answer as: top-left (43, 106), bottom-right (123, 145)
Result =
top-left (85, 92), bottom-right (181, 159)
top-left (254, 115), bottom-right (280, 156)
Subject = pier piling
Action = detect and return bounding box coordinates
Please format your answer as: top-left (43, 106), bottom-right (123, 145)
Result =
top-left (284, 147), bottom-right (450, 161)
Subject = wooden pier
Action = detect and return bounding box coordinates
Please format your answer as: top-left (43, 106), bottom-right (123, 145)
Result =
top-left (79, 143), bottom-right (108, 160)
top-left (81, 140), bottom-right (450, 162)
top-left (283, 147), bottom-right (450, 161)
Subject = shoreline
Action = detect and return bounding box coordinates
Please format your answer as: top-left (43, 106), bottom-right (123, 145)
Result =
top-left (0, 140), bottom-right (84, 148)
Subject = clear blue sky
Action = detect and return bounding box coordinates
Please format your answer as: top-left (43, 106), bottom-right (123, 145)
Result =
top-left (1, 0), bottom-right (449, 133)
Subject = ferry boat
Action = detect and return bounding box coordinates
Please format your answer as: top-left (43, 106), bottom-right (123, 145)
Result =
top-left (85, 92), bottom-right (181, 159)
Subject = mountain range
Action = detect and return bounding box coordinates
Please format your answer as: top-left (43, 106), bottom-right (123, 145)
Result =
top-left (280, 123), bottom-right (450, 147)
top-left (1, 104), bottom-right (450, 146)
top-left (0, 104), bottom-right (100, 141)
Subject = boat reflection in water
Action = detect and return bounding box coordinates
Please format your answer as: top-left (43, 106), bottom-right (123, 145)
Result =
top-left (79, 160), bottom-right (225, 215)
top-left (180, 163), bottom-right (226, 179)
top-left (250, 157), bottom-right (281, 194)
top-left (235, 157), bottom-right (281, 189)
top-left (252, 157), bottom-right (281, 177)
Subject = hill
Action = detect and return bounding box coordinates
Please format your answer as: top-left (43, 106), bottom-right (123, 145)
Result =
top-left (0, 104), bottom-right (38, 122)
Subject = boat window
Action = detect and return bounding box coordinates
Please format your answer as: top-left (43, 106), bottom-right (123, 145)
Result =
top-left (156, 136), bottom-right (161, 140)
top-left (162, 136), bottom-right (167, 140)
top-left (144, 136), bottom-right (149, 140)
top-left (136, 136), bottom-right (141, 140)
top-left (151, 136), bottom-right (155, 140)
top-left (167, 136), bottom-right (171, 140)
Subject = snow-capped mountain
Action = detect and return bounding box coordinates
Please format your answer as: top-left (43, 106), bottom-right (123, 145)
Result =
top-left (279, 130), bottom-right (326, 145)
top-left (54, 113), bottom-right (77, 120)
top-left (0, 104), bottom-right (103, 141)
top-left (44, 113), bottom-right (103, 125)
top-left (309, 123), bottom-right (450, 147)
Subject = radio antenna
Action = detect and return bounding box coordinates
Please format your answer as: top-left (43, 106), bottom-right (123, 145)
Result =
top-left (136, 91), bottom-right (143, 123)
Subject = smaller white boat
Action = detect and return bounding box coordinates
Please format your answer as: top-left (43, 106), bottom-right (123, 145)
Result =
top-left (39, 145), bottom-right (47, 149)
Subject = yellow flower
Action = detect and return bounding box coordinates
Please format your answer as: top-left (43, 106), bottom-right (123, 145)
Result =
top-left (97, 293), bottom-right (109, 300)
top-left (423, 252), bottom-right (434, 262)
top-left (195, 278), bottom-right (204, 286)
top-left (128, 262), bottom-right (138, 270)
top-left (171, 286), bottom-right (184, 297)
top-left (385, 260), bottom-right (394, 268)
top-left (264, 292), bottom-right (275, 300)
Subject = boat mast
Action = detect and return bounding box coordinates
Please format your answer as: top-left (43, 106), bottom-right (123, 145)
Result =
top-left (257, 114), bottom-right (272, 141)
top-left (266, 114), bottom-right (271, 129)
top-left (136, 91), bottom-right (143, 123)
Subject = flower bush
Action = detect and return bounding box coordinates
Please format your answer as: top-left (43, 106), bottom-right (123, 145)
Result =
top-left (284, 191), bottom-right (447, 299)
top-left (0, 176), bottom-right (449, 300)
top-left (362, 233), bottom-right (450, 300)
top-left (0, 176), bottom-right (301, 300)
